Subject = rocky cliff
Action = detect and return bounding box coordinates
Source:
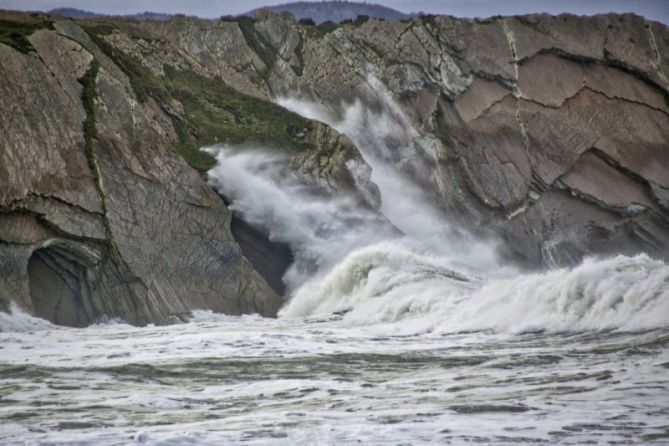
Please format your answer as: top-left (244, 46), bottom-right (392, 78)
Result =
top-left (1, 10), bottom-right (667, 325)
top-left (0, 11), bottom-right (372, 326)
top-left (126, 10), bottom-right (667, 266)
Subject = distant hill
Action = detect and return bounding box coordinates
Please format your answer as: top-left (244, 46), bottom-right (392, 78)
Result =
top-left (49, 7), bottom-right (99, 19)
top-left (49, 2), bottom-right (413, 24)
top-left (131, 11), bottom-right (173, 21)
top-left (49, 8), bottom-right (172, 21)
top-left (247, 1), bottom-right (414, 24)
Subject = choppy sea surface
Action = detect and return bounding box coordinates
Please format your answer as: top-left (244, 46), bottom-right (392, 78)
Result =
top-left (1, 307), bottom-right (669, 445)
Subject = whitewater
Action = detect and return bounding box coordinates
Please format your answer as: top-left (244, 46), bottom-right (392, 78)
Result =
top-left (1, 82), bottom-right (668, 445)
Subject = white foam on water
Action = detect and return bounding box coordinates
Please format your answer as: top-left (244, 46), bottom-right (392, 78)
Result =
top-left (2, 312), bottom-right (668, 445)
top-left (0, 302), bottom-right (59, 333)
top-left (203, 78), bottom-right (669, 335)
top-left (282, 242), bottom-right (669, 334)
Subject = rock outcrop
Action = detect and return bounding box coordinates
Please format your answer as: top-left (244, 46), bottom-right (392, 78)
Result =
top-left (1, 10), bottom-right (668, 325)
top-left (0, 11), bottom-right (379, 326)
top-left (272, 13), bottom-right (669, 265)
top-left (132, 11), bottom-right (668, 265)
top-left (0, 20), bottom-right (286, 326)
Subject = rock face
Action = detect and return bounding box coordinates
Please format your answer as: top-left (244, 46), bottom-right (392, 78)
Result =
top-left (145, 11), bottom-right (667, 265)
top-left (1, 11), bottom-right (668, 325)
top-left (0, 18), bottom-right (283, 326)
top-left (0, 12), bottom-right (379, 326)
top-left (281, 13), bottom-right (669, 265)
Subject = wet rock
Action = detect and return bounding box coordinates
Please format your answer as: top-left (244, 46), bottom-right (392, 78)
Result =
top-left (245, 12), bottom-right (669, 264)
top-left (0, 22), bottom-right (281, 326)
top-left (1, 10), bottom-right (668, 326)
top-left (76, 11), bottom-right (669, 264)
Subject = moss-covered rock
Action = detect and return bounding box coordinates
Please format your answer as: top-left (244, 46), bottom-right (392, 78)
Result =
top-left (0, 18), bottom-right (53, 53)
top-left (82, 23), bottom-right (364, 174)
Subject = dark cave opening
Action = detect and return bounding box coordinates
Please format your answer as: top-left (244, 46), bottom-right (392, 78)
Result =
top-left (27, 244), bottom-right (99, 327)
top-left (230, 214), bottom-right (294, 297)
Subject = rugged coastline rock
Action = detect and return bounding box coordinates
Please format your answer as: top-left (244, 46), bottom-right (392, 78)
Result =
top-left (257, 12), bottom-right (669, 265)
top-left (0, 11), bottom-right (378, 326)
top-left (0, 10), bottom-right (668, 325)
top-left (99, 10), bottom-right (669, 264)
top-left (0, 22), bottom-right (281, 326)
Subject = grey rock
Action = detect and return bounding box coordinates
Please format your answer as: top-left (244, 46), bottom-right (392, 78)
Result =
top-left (2, 10), bottom-right (669, 326)
top-left (0, 23), bottom-right (281, 326)
top-left (560, 151), bottom-right (657, 211)
top-left (651, 183), bottom-right (669, 211)
top-left (83, 11), bottom-right (669, 264)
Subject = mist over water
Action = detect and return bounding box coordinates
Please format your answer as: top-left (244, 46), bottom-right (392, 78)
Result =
top-left (206, 148), bottom-right (395, 291)
top-left (277, 79), bottom-right (512, 274)
top-left (2, 80), bottom-right (669, 445)
top-left (205, 81), bottom-right (669, 335)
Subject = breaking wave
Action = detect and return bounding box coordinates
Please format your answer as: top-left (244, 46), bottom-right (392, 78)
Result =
top-left (281, 243), bottom-right (669, 334)
top-left (0, 302), bottom-right (59, 333)
top-left (205, 77), bottom-right (669, 334)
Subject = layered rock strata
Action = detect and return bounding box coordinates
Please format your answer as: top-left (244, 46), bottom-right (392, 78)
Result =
top-left (102, 10), bottom-right (669, 264)
top-left (1, 10), bottom-right (667, 325)
top-left (0, 12), bottom-right (372, 325)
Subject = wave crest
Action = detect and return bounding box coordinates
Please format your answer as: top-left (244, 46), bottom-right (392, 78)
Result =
top-left (281, 245), bottom-right (669, 334)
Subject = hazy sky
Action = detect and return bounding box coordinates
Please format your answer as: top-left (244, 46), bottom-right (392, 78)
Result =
top-left (0, 0), bottom-right (667, 23)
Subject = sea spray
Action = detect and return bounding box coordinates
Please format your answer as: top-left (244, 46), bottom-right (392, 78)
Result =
top-left (283, 244), bottom-right (669, 334)
top-left (0, 302), bottom-right (59, 333)
top-left (204, 78), bottom-right (669, 335)
top-left (277, 85), bottom-right (502, 270)
top-left (206, 147), bottom-right (396, 291)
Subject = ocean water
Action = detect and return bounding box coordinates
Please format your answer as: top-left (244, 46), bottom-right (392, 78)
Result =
top-left (1, 304), bottom-right (669, 445)
top-left (2, 83), bottom-right (668, 445)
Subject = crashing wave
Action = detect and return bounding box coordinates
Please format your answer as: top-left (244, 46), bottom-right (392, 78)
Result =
top-left (206, 81), bottom-right (669, 335)
top-left (0, 302), bottom-right (59, 333)
top-left (281, 243), bottom-right (669, 333)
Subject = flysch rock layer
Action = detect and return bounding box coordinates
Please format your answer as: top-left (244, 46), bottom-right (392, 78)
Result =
top-left (119, 11), bottom-right (669, 265)
top-left (1, 10), bottom-right (668, 325)
top-left (0, 16), bottom-right (283, 326)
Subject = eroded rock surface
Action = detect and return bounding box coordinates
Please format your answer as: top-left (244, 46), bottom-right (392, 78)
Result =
top-left (113, 11), bottom-right (668, 264)
top-left (1, 11), bottom-right (668, 325)
top-left (0, 20), bottom-right (281, 325)
top-left (217, 12), bottom-right (668, 265)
